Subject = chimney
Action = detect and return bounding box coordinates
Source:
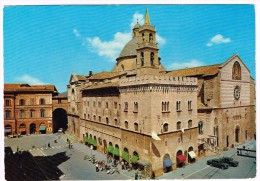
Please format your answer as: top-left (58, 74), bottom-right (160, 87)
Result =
top-left (89, 71), bottom-right (93, 76)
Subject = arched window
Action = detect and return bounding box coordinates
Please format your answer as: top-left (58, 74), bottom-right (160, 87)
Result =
top-left (20, 99), bottom-right (26, 106)
top-left (39, 98), bottom-right (45, 105)
top-left (198, 121), bottom-right (204, 134)
top-left (134, 102), bottom-right (138, 113)
top-left (142, 33), bottom-right (145, 42)
top-left (134, 123), bottom-right (139, 131)
top-left (177, 121), bottom-right (181, 130)
top-left (232, 61), bottom-right (241, 80)
top-left (141, 52), bottom-right (144, 66)
top-left (40, 109), bottom-right (45, 117)
top-left (121, 64), bottom-right (125, 71)
top-left (106, 117), bottom-right (109, 124)
top-left (163, 123), bottom-right (169, 132)
top-left (98, 116), bottom-right (101, 122)
top-left (93, 115), bottom-right (96, 121)
top-left (188, 120), bottom-right (192, 128)
top-left (235, 126), bottom-right (240, 142)
top-left (124, 102), bottom-right (128, 111)
top-left (149, 33), bottom-right (153, 42)
top-left (125, 121), bottom-right (128, 129)
top-left (150, 52), bottom-right (154, 66)
top-left (30, 109), bottom-right (35, 118)
top-left (114, 118), bottom-right (118, 126)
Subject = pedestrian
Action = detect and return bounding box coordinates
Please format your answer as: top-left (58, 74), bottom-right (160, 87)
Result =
top-left (135, 172), bottom-right (138, 180)
top-left (48, 142), bottom-right (50, 148)
top-left (121, 161), bottom-right (124, 170)
top-left (96, 163), bottom-right (99, 172)
top-left (67, 138), bottom-right (69, 143)
top-left (17, 146), bottom-right (19, 152)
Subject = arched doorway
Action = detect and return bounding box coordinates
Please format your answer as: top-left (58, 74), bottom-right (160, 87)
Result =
top-left (39, 123), bottom-right (46, 134)
top-left (53, 108), bottom-right (68, 133)
top-left (29, 123), bottom-right (36, 134)
top-left (122, 148), bottom-right (129, 163)
top-left (163, 153), bottom-right (173, 172)
top-left (19, 123), bottom-right (26, 135)
top-left (4, 125), bottom-right (12, 136)
top-left (131, 151), bottom-right (139, 169)
top-left (176, 150), bottom-right (185, 168)
top-left (107, 142), bottom-right (114, 158)
top-left (188, 146), bottom-right (196, 163)
top-left (235, 126), bottom-right (240, 143)
top-left (113, 144), bottom-right (120, 160)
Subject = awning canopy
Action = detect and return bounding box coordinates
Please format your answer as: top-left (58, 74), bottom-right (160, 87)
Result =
top-left (122, 151), bottom-right (129, 162)
top-left (107, 145), bottom-right (114, 154)
top-left (131, 155), bottom-right (139, 163)
top-left (163, 158), bottom-right (173, 168)
top-left (152, 131), bottom-right (161, 141)
top-left (39, 125), bottom-right (46, 131)
top-left (176, 154), bottom-right (186, 163)
top-left (89, 138), bottom-right (94, 145)
top-left (113, 148), bottom-right (120, 156)
top-left (84, 137), bottom-right (88, 143)
top-left (92, 139), bottom-right (97, 146)
top-left (188, 151), bottom-right (196, 159)
top-left (4, 128), bottom-right (11, 133)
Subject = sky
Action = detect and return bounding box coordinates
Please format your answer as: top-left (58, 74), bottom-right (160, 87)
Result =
top-left (3, 5), bottom-right (255, 93)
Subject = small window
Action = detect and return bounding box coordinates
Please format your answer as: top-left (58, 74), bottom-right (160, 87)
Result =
top-left (58, 99), bottom-right (62, 104)
top-left (93, 115), bottom-right (96, 121)
top-left (149, 33), bottom-right (153, 42)
top-left (150, 52), bottom-right (154, 66)
top-left (134, 102), bottom-right (138, 113)
top-left (20, 99), bottom-right (26, 106)
top-left (188, 101), bottom-right (192, 110)
top-left (141, 52), bottom-right (144, 66)
top-left (188, 120), bottom-right (192, 128)
top-left (5, 99), bottom-right (11, 106)
top-left (98, 116), bottom-right (101, 122)
top-left (114, 118), bottom-right (118, 126)
top-left (177, 121), bottom-right (181, 130)
top-left (40, 98), bottom-right (45, 105)
top-left (162, 101), bottom-right (169, 112)
top-left (106, 102), bottom-right (109, 108)
top-left (30, 110), bottom-right (35, 118)
top-left (5, 110), bottom-right (11, 119)
top-left (198, 121), bottom-right (204, 135)
top-left (163, 123), bottom-right (169, 132)
top-left (114, 102), bottom-right (118, 109)
top-left (40, 109), bottom-right (45, 117)
top-left (134, 123), bottom-right (139, 131)
top-left (106, 117), bottom-right (109, 124)
top-left (124, 102), bottom-right (128, 112)
top-left (125, 121), bottom-right (128, 129)
top-left (176, 101), bottom-right (181, 111)
top-left (98, 101), bottom-right (101, 108)
top-left (20, 110), bottom-right (25, 118)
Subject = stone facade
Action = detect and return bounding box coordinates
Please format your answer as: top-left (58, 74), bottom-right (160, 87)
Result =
top-left (4, 84), bottom-right (68, 136)
top-left (67, 10), bottom-right (255, 177)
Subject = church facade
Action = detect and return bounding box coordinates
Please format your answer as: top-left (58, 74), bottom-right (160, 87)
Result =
top-left (67, 10), bottom-right (255, 177)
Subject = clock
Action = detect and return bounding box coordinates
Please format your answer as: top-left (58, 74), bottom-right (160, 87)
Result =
top-left (234, 85), bottom-right (240, 100)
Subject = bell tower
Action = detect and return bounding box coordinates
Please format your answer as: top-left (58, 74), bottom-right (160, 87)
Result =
top-left (136, 9), bottom-right (160, 75)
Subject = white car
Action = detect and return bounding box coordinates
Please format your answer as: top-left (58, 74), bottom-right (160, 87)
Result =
top-left (58, 128), bottom-right (63, 133)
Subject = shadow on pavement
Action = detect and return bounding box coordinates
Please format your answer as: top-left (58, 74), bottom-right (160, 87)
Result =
top-left (5, 147), bottom-right (70, 180)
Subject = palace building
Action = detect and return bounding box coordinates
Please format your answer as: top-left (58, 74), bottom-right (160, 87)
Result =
top-left (4, 84), bottom-right (68, 136)
top-left (67, 10), bottom-right (255, 177)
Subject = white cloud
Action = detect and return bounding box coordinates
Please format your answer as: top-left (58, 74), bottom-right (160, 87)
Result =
top-left (207, 34), bottom-right (231, 47)
top-left (86, 32), bottom-right (131, 61)
top-left (83, 12), bottom-right (166, 62)
top-left (169, 59), bottom-right (205, 70)
top-left (15, 74), bottom-right (46, 85)
top-left (130, 12), bottom-right (144, 28)
top-left (73, 28), bottom-right (81, 37)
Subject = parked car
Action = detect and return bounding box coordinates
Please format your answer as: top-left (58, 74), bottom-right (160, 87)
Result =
top-left (207, 159), bottom-right (229, 169)
top-left (220, 157), bottom-right (239, 167)
top-left (58, 128), bottom-right (63, 133)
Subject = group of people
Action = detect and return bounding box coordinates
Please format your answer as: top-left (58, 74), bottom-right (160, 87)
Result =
top-left (121, 161), bottom-right (133, 171)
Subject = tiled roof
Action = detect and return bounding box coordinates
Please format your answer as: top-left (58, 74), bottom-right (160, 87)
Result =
top-left (4, 84), bottom-right (57, 92)
top-left (89, 71), bottom-right (120, 80)
top-left (83, 81), bottom-right (119, 90)
top-left (76, 75), bottom-right (87, 81)
top-left (166, 64), bottom-right (221, 77)
top-left (119, 37), bottom-right (138, 58)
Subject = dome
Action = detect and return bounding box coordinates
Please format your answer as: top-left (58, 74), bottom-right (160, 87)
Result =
top-left (134, 23), bottom-right (140, 29)
top-left (119, 37), bottom-right (138, 58)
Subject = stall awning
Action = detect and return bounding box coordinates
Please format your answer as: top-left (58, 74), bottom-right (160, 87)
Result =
top-left (39, 125), bottom-right (46, 131)
top-left (188, 151), bottom-right (196, 159)
top-left (122, 151), bottom-right (129, 162)
top-left (89, 138), bottom-right (94, 145)
top-left (84, 137), bottom-right (88, 142)
top-left (4, 128), bottom-right (11, 133)
top-left (163, 158), bottom-right (173, 168)
top-left (176, 155), bottom-right (186, 163)
top-left (131, 155), bottom-right (139, 163)
top-left (107, 145), bottom-right (114, 154)
top-left (93, 139), bottom-right (97, 146)
top-left (113, 148), bottom-right (120, 156)
top-left (152, 131), bottom-right (161, 141)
